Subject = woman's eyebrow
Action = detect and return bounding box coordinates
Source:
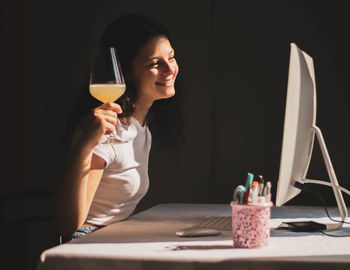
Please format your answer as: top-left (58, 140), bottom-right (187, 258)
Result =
top-left (145, 50), bottom-right (175, 61)
top-left (146, 56), bottom-right (158, 61)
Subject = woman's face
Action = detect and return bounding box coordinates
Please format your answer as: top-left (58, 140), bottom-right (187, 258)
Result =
top-left (130, 36), bottom-right (179, 104)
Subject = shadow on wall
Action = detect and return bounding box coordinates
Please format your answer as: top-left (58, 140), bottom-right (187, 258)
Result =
top-left (28, 0), bottom-right (350, 212)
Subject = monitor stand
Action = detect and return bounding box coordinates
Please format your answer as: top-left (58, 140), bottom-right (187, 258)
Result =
top-left (295, 125), bottom-right (348, 231)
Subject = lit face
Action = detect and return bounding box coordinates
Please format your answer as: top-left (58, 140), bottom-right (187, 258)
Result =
top-left (130, 36), bottom-right (179, 104)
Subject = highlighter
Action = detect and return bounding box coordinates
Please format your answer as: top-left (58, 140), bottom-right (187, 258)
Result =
top-left (243, 173), bottom-right (254, 203)
top-left (245, 172), bottom-right (254, 192)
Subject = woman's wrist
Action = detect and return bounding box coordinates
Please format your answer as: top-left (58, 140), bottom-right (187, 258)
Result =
top-left (72, 116), bottom-right (102, 154)
top-left (72, 139), bottom-right (96, 162)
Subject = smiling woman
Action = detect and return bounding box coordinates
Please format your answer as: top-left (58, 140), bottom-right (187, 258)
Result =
top-left (54, 14), bottom-right (184, 241)
top-left (99, 14), bottom-right (184, 154)
top-left (131, 36), bottom-right (178, 113)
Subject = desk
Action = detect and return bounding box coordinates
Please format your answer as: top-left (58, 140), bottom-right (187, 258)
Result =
top-left (37, 204), bottom-right (350, 270)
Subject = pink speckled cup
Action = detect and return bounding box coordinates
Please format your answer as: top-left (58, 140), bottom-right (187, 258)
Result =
top-left (231, 201), bottom-right (273, 248)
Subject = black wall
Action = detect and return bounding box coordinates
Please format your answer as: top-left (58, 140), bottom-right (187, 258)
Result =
top-left (4, 0), bottom-right (350, 209)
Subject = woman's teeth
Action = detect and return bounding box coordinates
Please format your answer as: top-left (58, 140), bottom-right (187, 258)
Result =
top-left (156, 80), bottom-right (173, 86)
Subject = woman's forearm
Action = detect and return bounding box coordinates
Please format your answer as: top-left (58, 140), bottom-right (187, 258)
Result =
top-left (54, 143), bottom-right (95, 236)
top-left (55, 103), bottom-right (120, 236)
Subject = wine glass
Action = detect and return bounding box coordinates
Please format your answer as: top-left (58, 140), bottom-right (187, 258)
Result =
top-left (89, 47), bottom-right (126, 143)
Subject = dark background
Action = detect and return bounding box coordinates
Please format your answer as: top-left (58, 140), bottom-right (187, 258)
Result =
top-left (1, 0), bottom-right (350, 269)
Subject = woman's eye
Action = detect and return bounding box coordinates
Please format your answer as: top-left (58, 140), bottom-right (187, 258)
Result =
top-left (149, 61), bottom-right (159, 67)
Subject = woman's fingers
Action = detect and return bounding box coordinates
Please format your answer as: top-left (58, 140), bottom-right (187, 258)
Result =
top-left (103, 114), bottom-right (118, 126)
top-left (93, 113), bottom-right (116, 134)
top-left (93, 103), bottom-right (123, 132)
top-left (100, 102), bottom-right (122, 114)
top-left (79, 103), bottom-right (123, 147)
top-left (95, 110), bottom-right (118, 125)
top-left (101, 119), bottom-right (117, 134)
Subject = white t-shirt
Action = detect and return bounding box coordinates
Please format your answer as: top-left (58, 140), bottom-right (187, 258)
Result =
top-left (85, 117), bottom-right (152, 226)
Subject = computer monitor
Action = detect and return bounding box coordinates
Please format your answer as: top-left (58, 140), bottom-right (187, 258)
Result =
top-left (275, 43), bottom-right (348, 228)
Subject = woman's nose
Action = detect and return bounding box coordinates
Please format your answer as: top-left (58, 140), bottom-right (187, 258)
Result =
top-left (162, 60), bottom-right (175, 75)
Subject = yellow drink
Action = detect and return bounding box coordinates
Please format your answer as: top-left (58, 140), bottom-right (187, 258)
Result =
top-left (89, 84), bottom-right (126, 103)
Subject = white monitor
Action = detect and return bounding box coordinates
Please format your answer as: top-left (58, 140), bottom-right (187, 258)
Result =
top-left (276, 43), bottom-right (348, 229)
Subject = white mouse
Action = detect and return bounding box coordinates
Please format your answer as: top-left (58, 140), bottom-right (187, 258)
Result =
top-left (176, 226), bottom-right (222, 237)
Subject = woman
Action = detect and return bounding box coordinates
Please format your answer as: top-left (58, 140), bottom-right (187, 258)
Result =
top-left (55, 13), bottom-right (182, 241)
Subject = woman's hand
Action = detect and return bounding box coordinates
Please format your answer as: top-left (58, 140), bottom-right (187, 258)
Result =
top-left (81, 102), bottom-right (122, 149)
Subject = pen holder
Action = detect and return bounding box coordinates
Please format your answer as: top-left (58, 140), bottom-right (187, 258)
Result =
top-left (231, 201), bottom-right (273, 248)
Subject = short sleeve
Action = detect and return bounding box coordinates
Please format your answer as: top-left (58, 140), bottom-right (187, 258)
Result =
top-left (93, 138), bottom-right (117, 167)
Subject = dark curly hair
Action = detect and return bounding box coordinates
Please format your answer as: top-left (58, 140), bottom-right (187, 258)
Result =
top-left (99, 14), bottom-right (169, 120)
top-left (65, 13), bottom-right (185, 157)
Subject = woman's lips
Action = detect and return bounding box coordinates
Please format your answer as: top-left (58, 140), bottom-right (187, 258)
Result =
top-left (155, 79), bottom-right (174, 86)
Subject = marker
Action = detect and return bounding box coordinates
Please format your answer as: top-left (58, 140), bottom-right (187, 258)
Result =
top-left (251, 181), bottom-right (259, 203)
top-left (242, 173), bottom-right (254, 203)
top-left (243, 184), bottom-right (251, 203)
top-left (244, 172), bottom-right (254, 192)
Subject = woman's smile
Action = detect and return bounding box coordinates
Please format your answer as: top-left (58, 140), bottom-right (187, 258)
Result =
top-left (155, 78), bottom-right (174, 87)
top-left (131, 36), bottom-right (179, 103)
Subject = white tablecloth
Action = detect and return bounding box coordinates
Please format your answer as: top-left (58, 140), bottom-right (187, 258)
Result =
top-left (37, 203), bottom-right (350, 270)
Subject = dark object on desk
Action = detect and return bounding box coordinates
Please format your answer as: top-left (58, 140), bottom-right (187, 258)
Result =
top-left (278, 221), bottom-right (327, 232)
top-left (176, 226), bottom-right (222, 237)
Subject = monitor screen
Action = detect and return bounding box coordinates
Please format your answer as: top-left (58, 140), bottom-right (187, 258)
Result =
top-left (276, 43), bottom-right (317, 206)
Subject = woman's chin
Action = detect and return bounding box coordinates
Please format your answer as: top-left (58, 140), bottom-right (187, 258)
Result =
top-left (165, 89), bottom-right (176, 99)
top-left (158, 87), bottom-right (175, 99)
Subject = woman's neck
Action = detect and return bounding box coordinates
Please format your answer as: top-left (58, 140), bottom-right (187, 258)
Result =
top-left (133, 100), bottom-right (153, 126)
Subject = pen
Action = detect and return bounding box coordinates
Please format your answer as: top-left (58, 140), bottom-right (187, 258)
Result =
top-left (263, 181), bottom-right (272, 202)
top-left (258, 175), bottom-right (265, 196)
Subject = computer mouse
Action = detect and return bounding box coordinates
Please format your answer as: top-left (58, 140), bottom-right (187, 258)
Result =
top-left (176, 226), bottom-right (222, 237)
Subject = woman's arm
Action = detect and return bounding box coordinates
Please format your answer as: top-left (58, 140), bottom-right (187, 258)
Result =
top-left (54, 102), bottom-right (121, 237)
